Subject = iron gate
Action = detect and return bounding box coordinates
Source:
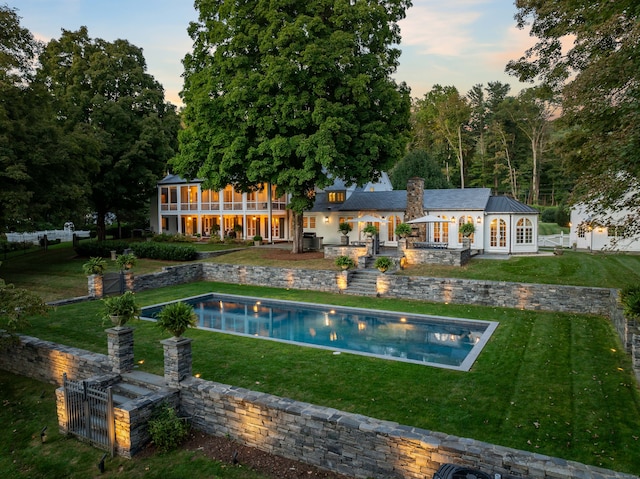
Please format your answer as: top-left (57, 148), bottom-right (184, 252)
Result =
top-left (103, 272), bottom-right (124, 296)
top-left (63, 373), bottom-right (115, 456)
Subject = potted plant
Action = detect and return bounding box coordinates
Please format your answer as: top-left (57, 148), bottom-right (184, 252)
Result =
top-left (338, 222), bottom-right (352, 245)
top-left (362, 224), bottom-right (378, 237)
top-left (335, 255), bottom-right (355, 270)
top-left (102, 291), bottom-right (140, 327)
top-left (395, 223), bottom-right (412, 239)
top-left (156, 301), bottom-right (197, 338)
top-left (459, 222), bottom-right (475, 237)
top-left (374, 256), bottom-right (393, 273)
top-left (116, 252), bottom-right (137, 271)
top-left (253, 235), bottom-right (262, 246)
top-left (459, 222), bottom-right (475, 249)
top-left (83, 256), bottom-right (107, 276)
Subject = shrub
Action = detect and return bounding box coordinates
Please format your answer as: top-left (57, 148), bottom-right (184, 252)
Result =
top-left (338, 222), bottom-right (353, 235)
top-left (102, 291), bottom-right (140, 327)
top-left (130, 242), bottom-right (197, 261)
top-left (148, 402), bottom-right (189, 453)
top-left (620, 285), bottom-right (640, 319)
top-left (541, 207), bottom-right (557, 223)
top-left (116, 253), bottom-right (137, 271)
top-left (394, 223), bottom-right (412, 238)
top-left (75, 240), bottom-right (130, 258)
top-left (253, 235), bottom-right (262, 242)
top-left (156, 301), bottom-right (197, 337)
top-left (82, 257), bottom-right (107, 275)
top-left (374, 256), bottom-right (393, 272)
top-left (335, 255), bottom-right (355, 269)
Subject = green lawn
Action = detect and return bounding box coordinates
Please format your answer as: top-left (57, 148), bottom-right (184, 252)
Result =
top-left (14, 281), bottom-right (640, 475)
top-left (2, 243), bottom-right (640, 476)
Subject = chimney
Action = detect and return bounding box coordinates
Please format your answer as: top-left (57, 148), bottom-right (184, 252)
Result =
top-left (405, 177), bottom-right (426, 242)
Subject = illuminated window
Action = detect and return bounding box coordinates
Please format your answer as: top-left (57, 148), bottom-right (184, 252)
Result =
top-left (303, 217), bottom-right (316, 229)
top-left (328, 191), bottom-right (346, 203)
top-left (490, 219), bottom-right (507, 247)
top-left (516, 218), bottom-right (533, 244)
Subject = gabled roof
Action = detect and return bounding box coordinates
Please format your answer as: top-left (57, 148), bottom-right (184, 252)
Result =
top-left (158, 174), bottom-right (193, 185)
top-left (485, 196), bottom-right (539, 214)
top-left (423, 188), bottom-right (491, 211)
top-left (309, 191), bottom-right (406, 212)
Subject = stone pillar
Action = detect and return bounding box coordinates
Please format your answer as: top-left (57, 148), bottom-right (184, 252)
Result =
top-left (123, 271), bottom-right (134, 292)
top-left (88, 274), bottom-right (104, 298)
top-left (366, 236), bottom-right (374, 257)
top-left (106, 327), bottom-right (134, 373)
top-left (162, 337), bottom-right (193, 387)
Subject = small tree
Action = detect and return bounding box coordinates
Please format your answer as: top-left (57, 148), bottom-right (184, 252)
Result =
top-left (0, 273), bottom-right (49, 346)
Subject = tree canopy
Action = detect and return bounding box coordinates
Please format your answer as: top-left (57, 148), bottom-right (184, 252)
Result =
top-left (37, 27), bottom-right (180, 239)
top-left (507, 0), bottom-right (640, 233)
top-left (173, 0), bottom-right (412, 252)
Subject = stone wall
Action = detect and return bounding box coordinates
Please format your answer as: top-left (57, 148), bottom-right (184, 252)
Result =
top-left (403, 247), bottom-right (470, 267)
top-left (1, 333), bottom-right (637, 478)
top-left (178, 376), bottom-right (636, 479)
top-left (0, 334), bottom-right (111, 384)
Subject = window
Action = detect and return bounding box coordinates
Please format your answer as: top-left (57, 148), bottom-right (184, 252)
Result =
top-left (516, 218), bottom-right (533, 244)
top-left (577, 224), bottom-right (587, 238)
top-left (303, 217), bottom-right (316, 229)
top-left (160, 186), bottom-right (178, 211)
top-left (433, 217), bottom-right (448, 243)
top-left (328, 191), bottom-right (346, 203)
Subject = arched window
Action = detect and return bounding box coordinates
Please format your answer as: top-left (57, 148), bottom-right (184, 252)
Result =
top-left (490, 219), bottom-right (506, 247)
top-left (516, 218), bottom-right (533, 244)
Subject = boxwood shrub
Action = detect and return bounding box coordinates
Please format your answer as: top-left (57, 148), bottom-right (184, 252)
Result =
top-left (130, 242), bottom-right (197, 261)
top-left (74, 240), bottom-right (131, 258)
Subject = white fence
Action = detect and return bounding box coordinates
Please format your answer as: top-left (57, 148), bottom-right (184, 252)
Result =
top-left (538, 233), bottom-right (570, 248)
top-left (5, 230), bottom-right (91, 245)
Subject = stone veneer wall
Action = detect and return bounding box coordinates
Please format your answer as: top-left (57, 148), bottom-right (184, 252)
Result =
top-left (1, 332), bottom-right (638, 478)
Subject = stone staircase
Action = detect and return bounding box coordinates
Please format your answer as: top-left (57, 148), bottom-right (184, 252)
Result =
top-left (344, 270), bottom-right (380, 296)
top-left (111, 370), bottom-right (171, 406)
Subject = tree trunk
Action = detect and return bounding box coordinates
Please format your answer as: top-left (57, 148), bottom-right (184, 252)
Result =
top-left (291, 211), bottom-right (304, 254)
top-left (457, 124), bottom-right (465, 189)
top-left (97, 209), bottom-right (107, 242)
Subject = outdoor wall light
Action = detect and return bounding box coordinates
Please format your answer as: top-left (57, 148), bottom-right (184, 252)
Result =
top-left (450, 217), bottom-right (456, 223)
top-left (476, 216), bottom-right (482, 224)
top-left (324, 216), bottom-right (329, 223)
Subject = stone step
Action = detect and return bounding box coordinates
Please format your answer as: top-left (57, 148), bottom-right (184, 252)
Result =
top-left (120, 370), bottom-right (167, 391)
top-left (112, 381), bottom-right (156, 399)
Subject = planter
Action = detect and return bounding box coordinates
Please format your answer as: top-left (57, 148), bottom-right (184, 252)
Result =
top-left (340, 235), bottom-right (349, 245)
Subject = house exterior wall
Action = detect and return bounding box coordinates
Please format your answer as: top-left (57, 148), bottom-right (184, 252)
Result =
top-left (570, 205), bottom-right (640, 252)
top-left (152, 178), bottom-right (291, 242)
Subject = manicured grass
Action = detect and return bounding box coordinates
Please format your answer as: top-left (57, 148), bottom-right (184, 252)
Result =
top-left (20, 281), bottom-right (640, 475)
top-left (0, 370), bottom-right (271, 479)
top-left (538, 222), bottom-right (570, 235)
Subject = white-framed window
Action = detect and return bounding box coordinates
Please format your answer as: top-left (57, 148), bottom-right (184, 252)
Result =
top-left (303, 216), bottom-right (316, 229)
top-left (516, 218), bottom-right (533, 244)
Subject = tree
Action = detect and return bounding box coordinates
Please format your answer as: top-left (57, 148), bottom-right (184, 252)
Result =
top-left (173, 0), bottom-right (412, 253)
top-left (0, 271), bottom-right (48, 347)
top-left (413, 85), bottom-right (471, 188)
top-left (389, 149), bottom-right (449, 190)
top-left (506, 0), bottom-right (640, 232)
top-left (37, 28), bottom-right (180, 240)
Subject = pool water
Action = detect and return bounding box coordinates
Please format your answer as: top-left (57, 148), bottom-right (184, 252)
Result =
top-left (141, 293), bottom-right (498, 371)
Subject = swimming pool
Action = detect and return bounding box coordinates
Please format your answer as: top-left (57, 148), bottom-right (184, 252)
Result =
top-left (141, 293), bottom-right (498, 371)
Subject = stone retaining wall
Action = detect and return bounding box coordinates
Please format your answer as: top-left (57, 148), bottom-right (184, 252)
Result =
top-left (1, 334), bottom-right (637, 478)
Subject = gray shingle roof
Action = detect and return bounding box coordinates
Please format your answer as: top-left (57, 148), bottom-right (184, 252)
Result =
top-left (485, 196), bottom-right (539, 214)
top-left (423, 188), bottom-right (491, 211)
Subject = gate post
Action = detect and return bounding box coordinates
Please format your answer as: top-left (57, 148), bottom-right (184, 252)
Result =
top-left (106, 327), bottom-right (134, 373)
top-left (88, 274), bottom-right (104, 298)
top-left (161, 337), bottom-right (193, 387)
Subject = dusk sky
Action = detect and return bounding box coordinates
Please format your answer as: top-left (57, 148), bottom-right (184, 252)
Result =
top-left (13, 0), bottom-right (537, 106)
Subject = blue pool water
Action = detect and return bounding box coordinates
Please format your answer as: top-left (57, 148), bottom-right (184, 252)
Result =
top-left (141, 294), bottom-right (498, 371)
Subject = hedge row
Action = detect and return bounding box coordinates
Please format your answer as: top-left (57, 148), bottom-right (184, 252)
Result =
top-left (129, 242), bottom-right (198, 261)
top-left (74, 240), bottom-right (130, 258)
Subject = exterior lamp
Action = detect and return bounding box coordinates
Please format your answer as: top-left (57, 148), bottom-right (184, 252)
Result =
top-left (476, 216), bottom-right (482, 224)
top-left (324, 216), bottom-right (329, 224)
top-left (450, 217), bottom-right (456, 223)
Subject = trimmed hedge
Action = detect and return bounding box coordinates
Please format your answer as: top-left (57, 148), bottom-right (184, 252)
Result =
top-left (130, 242), bottom-right (197, 261)
top-left (74, 240), bottom-right (131, 258)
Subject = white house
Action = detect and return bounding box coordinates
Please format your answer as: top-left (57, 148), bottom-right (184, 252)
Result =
top-left (305, 176), bottom-right (540, 254)
top-left (570, 203), bottom-right (640, 252)
top-left (150, 173), bottom-right (539, 254)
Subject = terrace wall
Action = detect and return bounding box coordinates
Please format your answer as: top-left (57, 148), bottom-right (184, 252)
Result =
top-left (1, 335), bottom-right (636, 479)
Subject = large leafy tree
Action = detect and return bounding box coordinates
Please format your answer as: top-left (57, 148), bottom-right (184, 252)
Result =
top-left (413, 85), bottom-right (472, 188)
top-left (388, 149), bottom-right (450, 190)
top-left (507, 0), bottom-right (640, 231)
top-left (37, 28), bottom-right (180, 240)
top-left (173, 0), bottom-right (412, 253)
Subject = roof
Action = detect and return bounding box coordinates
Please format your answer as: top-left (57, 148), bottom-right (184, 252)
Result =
top-left (309, 191), bottom-right (406, 212)
top-left (158, 173), bottom-right (195, 185)
top-left (424, 188), bottom-right (491, 211)
top-left (485, 196), bottom-right (540, 214)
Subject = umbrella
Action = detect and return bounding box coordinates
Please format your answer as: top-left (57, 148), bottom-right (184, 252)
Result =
top-left (406, 215), bottom-right (448, 224)
top-left (347, 215), bottom-right (388, 224)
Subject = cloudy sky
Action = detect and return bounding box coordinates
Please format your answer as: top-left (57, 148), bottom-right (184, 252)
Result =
top-left (13, 0), bottom-right (536, 106)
